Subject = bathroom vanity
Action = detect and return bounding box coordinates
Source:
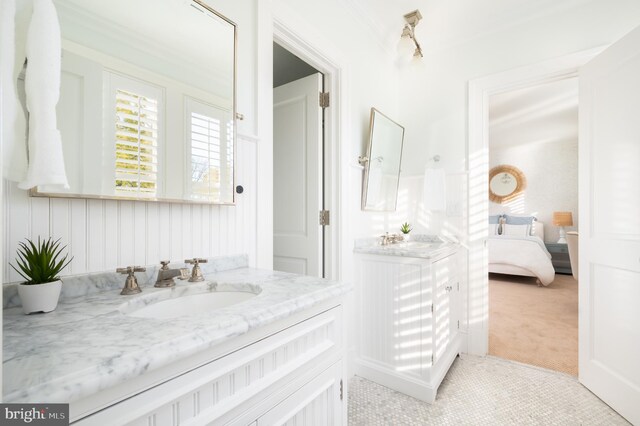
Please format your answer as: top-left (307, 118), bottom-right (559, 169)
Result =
top-left (3, 256), bottom-right (350, 425)
top-left (353, 237), bottom-right (462, 402)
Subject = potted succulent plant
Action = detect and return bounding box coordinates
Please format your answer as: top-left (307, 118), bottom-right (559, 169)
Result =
top-left (10, 237), bottom-right (73, 314)
top-left (400, 222), bottom-right (412, 241)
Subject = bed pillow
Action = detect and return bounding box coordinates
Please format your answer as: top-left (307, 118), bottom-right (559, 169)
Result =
top-left (504, 214), bottom-right (536, 235)
top-left (502, 224), bottom-right (530, 237)
top-left (504, 214), bottom-right (537, 225)
top-left (489, 215), bottom-right (504, 235)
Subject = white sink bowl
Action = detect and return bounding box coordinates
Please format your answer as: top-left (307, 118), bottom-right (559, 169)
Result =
top-left (124, 287), bottom-right (260, 319)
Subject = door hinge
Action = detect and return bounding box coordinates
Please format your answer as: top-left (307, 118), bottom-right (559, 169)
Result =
top-left (431, 303), bottom-right (434, 313)
top-left (319, 210), bottom-right (330, 226)
top-left (431, 354), bottom-right (434, 364)
top-left (457, 320), bottom-right (460, 330)
top-left (340, 379), bottom-right (343, 400)
top-left (319, 92), bottom-right (330, 108)
top-left (457, 281), bottom-right (460, 291)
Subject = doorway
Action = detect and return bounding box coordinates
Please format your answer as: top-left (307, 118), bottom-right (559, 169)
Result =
top-left (465, 48), bottom-right (601, 358)
top-left (486, 77), bottom-right (579, 375)
top-left (272, 42), bottom-right (326, 277)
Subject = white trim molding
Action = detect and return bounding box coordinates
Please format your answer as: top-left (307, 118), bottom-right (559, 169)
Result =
top-left (272, 17), bottom-right (347, 282)
top-left (465, 47), bottom-right (603, 356)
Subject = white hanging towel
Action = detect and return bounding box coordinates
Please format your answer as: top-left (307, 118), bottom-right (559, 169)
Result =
top-left (1, 0), bottom-right (28, 183)
top-left (423, 167), bottom-right (446, 211)
top-left (18, 0), bottom-right (69, 190)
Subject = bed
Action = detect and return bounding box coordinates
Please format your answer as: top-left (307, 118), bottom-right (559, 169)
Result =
top-left (488, 221), bottom-right (556, 286)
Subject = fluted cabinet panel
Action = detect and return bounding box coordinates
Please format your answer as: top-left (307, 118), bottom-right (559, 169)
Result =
top-left (3, 136), bottom-right (258, 283)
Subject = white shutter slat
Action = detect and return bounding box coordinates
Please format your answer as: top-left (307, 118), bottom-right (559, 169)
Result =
top-left (114, 88), bottom-right (159, 195)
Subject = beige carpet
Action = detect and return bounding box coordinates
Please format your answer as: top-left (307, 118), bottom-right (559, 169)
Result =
top-left (489, 273), bottom-right (578, 376)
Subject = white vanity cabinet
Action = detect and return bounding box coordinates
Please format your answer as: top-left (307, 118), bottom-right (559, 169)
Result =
top-left (353, 250), bottom-right (462, 402)
top-left (73, 301), bottom-right (346, 425)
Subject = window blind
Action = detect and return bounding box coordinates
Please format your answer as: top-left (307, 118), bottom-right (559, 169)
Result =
top-left (190, 111), bottom-right (221, 200)
top-left (114, 89), bottom-right (158, 196)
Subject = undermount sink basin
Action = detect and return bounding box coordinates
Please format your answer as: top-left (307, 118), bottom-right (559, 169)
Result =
top-left (123, 286), bottom-right (260, 319)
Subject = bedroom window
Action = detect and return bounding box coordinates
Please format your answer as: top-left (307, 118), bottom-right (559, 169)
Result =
top-left (114, 88), bottom-right (159, 197)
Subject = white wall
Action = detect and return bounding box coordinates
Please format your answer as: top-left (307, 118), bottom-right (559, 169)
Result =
top-left (489, 142), bottom-right (578, 242)
top-left (399, 0), bottom-right (640, 175)
top-left (398, 0), bottom-right (640, 236)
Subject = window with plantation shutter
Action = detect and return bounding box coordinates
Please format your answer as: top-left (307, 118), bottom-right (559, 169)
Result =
top-left (187, 97), bottom-right (233, 202)
top-left (114, 88), bottom-right (159, 196)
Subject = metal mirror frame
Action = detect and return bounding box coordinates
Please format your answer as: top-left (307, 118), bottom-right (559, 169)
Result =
top-left (488, 164), bottom-right (527, 204)
top-left (359, 108), bottom-right (405, 212)
top-left (31, 0), bottom-right (238, 205)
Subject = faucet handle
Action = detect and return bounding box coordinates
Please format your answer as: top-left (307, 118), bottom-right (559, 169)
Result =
top-left (185, 258), bottom-right (208, 265)
top-left (116, 266), bottom-right (144, 295)
top-left (185, 258), bottom-right (207, 282)
top-left (116, 266), bottom-right (146, 274)
top-left (159, 260), bottom-right (171, 270)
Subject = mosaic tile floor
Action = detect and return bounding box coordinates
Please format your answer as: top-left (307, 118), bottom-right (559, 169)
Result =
top-left (348, 355), bottom-right (629, 425)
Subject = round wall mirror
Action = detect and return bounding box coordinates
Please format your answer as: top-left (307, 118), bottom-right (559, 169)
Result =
top-left (489, 165), bottom-right (526, 203)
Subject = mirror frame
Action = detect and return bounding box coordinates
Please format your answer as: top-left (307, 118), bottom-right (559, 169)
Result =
top-left (30, 0), bottom-right (238, 205)
top-left (489, 164), bottom-right (526, 203)
top-left (361, 108), bottom-right (405, 212)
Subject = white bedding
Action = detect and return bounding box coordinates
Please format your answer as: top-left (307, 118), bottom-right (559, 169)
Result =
top-left (488, 235), bottom-right (555, 286)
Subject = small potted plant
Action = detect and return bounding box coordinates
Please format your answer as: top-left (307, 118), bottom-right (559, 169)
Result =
top-left (11, 237), bottom-right (73, 314)
top-left (400, 222), bottom-right (412, 241)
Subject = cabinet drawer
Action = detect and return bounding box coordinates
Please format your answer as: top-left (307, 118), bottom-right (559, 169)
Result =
top-left (75, 307), bottom-right (342, 425)
top-left (256, 362), bottom-right (343, 425)
top-left (546, 244), bottom-right (569, 254)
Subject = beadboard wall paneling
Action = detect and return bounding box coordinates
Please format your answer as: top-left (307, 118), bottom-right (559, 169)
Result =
top-left (3, 136), bottom-right (258, 283)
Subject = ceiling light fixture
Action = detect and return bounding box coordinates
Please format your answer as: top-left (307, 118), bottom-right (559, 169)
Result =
top-left (399, 10), bottom-right (423, 58)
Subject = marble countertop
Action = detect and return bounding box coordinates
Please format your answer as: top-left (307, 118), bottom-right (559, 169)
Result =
top-left (3, 257), bottom-right (351, 404)
top-left (353, 235), bottom-right (459, 259)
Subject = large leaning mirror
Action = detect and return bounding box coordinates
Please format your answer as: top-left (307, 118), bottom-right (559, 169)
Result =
top-left (489, 164), bottom-right (526, 203)
top-left (360, 108), bottom-right (405, 211)
top-left (32, 0), bottom-right (236, 204)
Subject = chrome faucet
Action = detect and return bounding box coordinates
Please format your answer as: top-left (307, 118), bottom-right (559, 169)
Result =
top-left (155, 261), bottom-right (190, 288)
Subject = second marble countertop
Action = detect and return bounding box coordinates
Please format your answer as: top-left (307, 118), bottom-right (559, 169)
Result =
top-left (354, 235), bottom-right (459, 259)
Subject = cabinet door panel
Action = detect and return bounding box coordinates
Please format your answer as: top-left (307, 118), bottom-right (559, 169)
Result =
top-left (432, 255), bottom-right (455, 363)
top-left (358, 258), bottom-right (428, 377)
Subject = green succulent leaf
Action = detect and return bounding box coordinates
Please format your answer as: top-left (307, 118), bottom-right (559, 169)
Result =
top-left (400, 222), bottom-right (412, 234)
top-left (9, 237), bottom-right (73, 284)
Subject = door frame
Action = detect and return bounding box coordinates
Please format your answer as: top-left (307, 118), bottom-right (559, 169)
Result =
top-left (273, 21), bottom-right (343, 280)
top-left (465, 47), bottom-right (603, 356)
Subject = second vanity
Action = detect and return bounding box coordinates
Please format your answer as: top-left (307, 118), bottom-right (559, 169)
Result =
top-left (3, 255), bottom-right (351, 425)
top-left (353, 236), bottom-right (463, 403)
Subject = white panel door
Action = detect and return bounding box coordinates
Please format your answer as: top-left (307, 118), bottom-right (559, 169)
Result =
top-left (579, 26), bottom-right (640, 425)
top-left (273, 74), bottom-right (323, 277)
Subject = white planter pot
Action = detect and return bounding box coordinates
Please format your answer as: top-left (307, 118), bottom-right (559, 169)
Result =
top-left (17, 280), bottom-right (62, 314)
top-left (403, 233), bottom-right (411, 242)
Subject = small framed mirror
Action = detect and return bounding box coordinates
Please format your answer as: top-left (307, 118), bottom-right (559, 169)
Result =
top-left (360, 108), bottom-right (405, 211)
top-left (489, 165), bottom-right (526, 203)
